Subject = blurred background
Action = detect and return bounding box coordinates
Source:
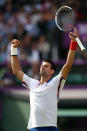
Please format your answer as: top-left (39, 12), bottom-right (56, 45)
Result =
top-left (0, 0), bottom-right (87, 131)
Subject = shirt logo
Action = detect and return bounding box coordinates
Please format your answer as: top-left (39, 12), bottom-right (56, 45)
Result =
top-left (36, 86), bottom-right (38, 88)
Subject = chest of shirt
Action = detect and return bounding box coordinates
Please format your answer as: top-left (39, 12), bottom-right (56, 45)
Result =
top-left (30, 81), bottom-right (57, 93)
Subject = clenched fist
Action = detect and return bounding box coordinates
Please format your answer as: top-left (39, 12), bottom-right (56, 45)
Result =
top-left (11, 39), bottom-right (20, 48)
top-left (69, 28), bottom-right (79, 42)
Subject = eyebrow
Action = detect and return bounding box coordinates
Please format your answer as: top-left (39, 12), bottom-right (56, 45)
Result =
top-left (41, 63), bottom-right (51, 68)
top-left (41, 64), bottom-right (48, 66)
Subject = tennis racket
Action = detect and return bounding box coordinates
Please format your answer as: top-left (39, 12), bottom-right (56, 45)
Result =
top-left (55, 6), bottom-right (87, 52)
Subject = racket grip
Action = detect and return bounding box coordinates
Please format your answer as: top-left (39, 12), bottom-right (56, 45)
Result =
top-left (76, 37), bottom-right (85, 51)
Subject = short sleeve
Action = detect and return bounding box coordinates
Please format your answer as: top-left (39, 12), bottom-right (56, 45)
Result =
top-left (53, 71), bottom-right (66, 92)
top-left (22, 74), bottom-right (36, 90)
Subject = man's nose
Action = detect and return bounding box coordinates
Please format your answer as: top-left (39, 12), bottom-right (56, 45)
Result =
top-left (42, 65), bottom-right (45, 69)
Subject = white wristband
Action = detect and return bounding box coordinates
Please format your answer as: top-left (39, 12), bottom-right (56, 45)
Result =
top-left (11, 46), bottom-right (17, 56)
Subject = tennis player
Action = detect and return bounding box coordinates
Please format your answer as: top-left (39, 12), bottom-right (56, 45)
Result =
top-left (11, 28), bottom-right (79, 131)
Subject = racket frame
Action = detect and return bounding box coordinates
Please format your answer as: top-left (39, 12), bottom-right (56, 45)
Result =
top-left (55, 6), bottom-right (75, 32)
top-left (55, 6), bottom-right (87, 52)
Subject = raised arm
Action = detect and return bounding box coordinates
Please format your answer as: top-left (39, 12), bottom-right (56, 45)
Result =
top-left (11, 39), bottom-right (24, 81)
top-left (61, 28), bottom-right (79, 79)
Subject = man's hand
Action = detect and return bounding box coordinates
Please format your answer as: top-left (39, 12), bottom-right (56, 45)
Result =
top-left (69, 28), bottom-right (79, 42)
top-left (11, 39), bottom-right (20, 48)
top-left (11, 39), bottom-right (24, 81)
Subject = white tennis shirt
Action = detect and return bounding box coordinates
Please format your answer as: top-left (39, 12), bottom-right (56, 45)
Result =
top-left (23, 72), bottom-right (66, 129)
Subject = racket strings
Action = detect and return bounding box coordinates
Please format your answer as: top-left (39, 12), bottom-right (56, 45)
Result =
top-left (55, 6), bottom-right (75, 32)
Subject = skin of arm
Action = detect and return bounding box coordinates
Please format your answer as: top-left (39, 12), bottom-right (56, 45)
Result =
top-left (61, 28), bottom-right (79, 79)
top-left (11, 39), bottom-right (24, 81)
top-left (61, 50), bottom-right (76, 79)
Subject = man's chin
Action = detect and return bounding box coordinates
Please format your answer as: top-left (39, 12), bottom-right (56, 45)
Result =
top-left (40, 72), bottom-right (46, 76)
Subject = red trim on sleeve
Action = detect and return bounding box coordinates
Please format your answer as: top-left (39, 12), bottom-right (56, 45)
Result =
top-left (57, 76), bottom-right (64, 97)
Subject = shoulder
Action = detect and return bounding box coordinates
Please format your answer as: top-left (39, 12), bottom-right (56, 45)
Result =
top-left (23, 74), bottom-right (39, 88)
top-left (52, 71), bottom-right (66, 85)
top-left (53, 71), bottom-right (64, 80)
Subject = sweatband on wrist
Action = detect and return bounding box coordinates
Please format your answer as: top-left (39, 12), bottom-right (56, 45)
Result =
top-left (11, 46), bottom-right (17, 55)
top-left (70, 41), bottom-right (77, 50)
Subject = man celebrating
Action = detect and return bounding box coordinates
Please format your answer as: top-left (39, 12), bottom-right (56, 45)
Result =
top-left (11, 28), bottom-right (79, 131)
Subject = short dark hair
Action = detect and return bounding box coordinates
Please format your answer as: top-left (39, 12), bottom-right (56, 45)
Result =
top-left (42, 59), bottom-right (56, 71)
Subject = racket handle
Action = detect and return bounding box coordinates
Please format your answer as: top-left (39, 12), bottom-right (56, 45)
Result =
top-left (76, 37), bottom-right (85, 51)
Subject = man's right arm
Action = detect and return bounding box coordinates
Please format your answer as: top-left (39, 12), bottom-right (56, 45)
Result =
top-left (11, 56), bottom-right (24, 81)
top-left (11, 39), bottom-right (24, 81)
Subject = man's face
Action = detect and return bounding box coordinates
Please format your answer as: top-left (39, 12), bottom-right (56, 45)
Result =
top-left (40, 62), bottom-right (54, 77)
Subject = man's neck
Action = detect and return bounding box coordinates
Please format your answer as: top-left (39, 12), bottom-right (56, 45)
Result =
top-left (40, 76), bottom-right (52, 84)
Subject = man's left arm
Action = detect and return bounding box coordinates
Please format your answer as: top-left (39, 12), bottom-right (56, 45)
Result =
top-left (61, 28), bottom-right (79, 79)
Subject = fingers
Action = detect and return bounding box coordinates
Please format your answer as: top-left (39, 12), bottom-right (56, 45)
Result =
top-left (74, 28), bottom-right (79, 37)
top-left (69, 31), bottom-right (77, 42)
top-left (70, 28), bottom-right (79, 37)
top-left (11, 39), bottom-right (20, 48)
top-left (69, 32), bottom-right (73, 35)
top-left (11, 39), bottom-right (17, 44)
top-left (69, 28), bottom-right (79, 42)
top-left (69, 32), bottom-right (74, 38)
